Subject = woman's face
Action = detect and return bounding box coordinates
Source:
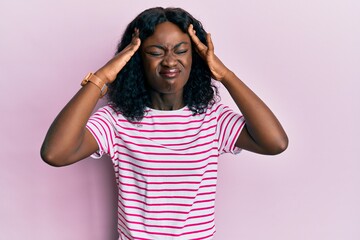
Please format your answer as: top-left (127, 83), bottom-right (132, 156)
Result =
top-left (141, 21), bottom-right (192, 96)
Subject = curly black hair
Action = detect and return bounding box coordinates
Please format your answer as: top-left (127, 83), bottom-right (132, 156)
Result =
top-left (107, 7), bottom-right (219, 122)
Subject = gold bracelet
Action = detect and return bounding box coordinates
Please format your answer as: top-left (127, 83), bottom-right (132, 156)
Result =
top-left (81, 73), bottom-right (108, 98)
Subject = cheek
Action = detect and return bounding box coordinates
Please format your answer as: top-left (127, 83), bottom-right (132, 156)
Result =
top-left (183, 55), bottom-right (192, 74)
top-left (185, 51), bottom-right (192, 66)
top-left (143, 59), bottom-right (159, 77)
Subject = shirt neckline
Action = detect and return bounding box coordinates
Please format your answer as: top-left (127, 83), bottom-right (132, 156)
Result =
top-left (146, 105), bottom-right (189, 114)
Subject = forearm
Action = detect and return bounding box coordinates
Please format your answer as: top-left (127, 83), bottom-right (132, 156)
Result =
top-left (221, 71), bottom-right (288, 154)
top-left (41, 33), bottom-right (141, 166)
top-left (41, 80), bottom-right (102, 166)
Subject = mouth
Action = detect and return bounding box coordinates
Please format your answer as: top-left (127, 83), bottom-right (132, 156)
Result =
top-left (159, 69), bottom-right (181, 79)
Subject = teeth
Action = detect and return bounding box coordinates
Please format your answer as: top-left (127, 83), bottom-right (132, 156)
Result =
top-left (168, 69), bottom-right (177, 73)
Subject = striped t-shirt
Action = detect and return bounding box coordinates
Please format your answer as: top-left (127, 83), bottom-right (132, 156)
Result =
top-left (86, 102), bottom-right (245, 240)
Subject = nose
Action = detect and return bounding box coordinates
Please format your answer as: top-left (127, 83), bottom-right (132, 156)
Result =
top-left (161, 52), bottom-right (178, 67)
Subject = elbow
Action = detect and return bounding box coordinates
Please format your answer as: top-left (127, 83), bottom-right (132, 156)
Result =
top-left (41, 152), bottom-right (65, 167)
top-left (268, 135), bottom-right (289, 155)
top-left (40, 146), bottom-right (68, 167)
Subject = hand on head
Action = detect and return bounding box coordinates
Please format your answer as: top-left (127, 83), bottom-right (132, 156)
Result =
top-left (187, 24), bottom-right (231, 82)
top-left (98, 23), bottom-right (232, 84)
top-left (96, 28), bottom-right (141, 84)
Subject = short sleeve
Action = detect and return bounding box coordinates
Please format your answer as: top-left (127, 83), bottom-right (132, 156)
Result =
top-left (215, 104), bottom-right (246, 155)
top-left (85, 106), bottom-right (116, 159)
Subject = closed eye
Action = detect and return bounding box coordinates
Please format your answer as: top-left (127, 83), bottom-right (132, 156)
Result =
top-left (175, 49), bottom-right (188, 55)
top-left (146, 52), bottom-right (163, 57)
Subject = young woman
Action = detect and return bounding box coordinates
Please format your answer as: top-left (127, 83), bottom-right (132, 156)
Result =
top-left (41, 7), bottom-right (288, 240)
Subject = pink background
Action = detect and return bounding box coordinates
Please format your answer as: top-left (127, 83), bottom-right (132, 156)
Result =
top-left (1, 0), bottom-right (359, 239)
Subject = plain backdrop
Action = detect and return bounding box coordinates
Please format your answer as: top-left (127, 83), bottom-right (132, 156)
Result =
top-left (1, 0), bottom-right (359, 239)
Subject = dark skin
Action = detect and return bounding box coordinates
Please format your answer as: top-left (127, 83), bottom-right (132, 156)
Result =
top-left (41, 21), bottom-right (288, 167)
top-left (187, 24), bottom-right (288, 154)
top-left (141, 22), bottom-right (193, 110)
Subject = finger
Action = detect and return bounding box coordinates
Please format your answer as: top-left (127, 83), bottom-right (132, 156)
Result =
top-left (116, 35), bottom-right (140, 63)
top-left (188, 24), bottom-right (207, 53)
top-left (187, 24), bottom-right (196, 38)
top-left (188, 24), bottom-right (202, 46)
top-left (121, 40), bottom-right (140, 58)
top-left (131, 28), bottom-right (141, 46)
top-left (132, 28), bottom-right (139, 37)
top-left (124, 29), bottom-right (141, 55)
top-left (133, 28), bottom-right (140, 38)
top-left (121, 43), bottom-right (140, 65)
top-left (206, 33), bottom-right (214, 52)
top-left (131, 38), bottom-right (141, 51)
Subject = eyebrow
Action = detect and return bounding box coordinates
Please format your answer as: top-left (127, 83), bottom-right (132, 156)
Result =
top-left (145, 41), bottom-right (189, 50)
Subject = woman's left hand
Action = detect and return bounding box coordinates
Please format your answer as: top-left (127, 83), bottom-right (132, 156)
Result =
top-left (188, 24), bottom-right (230, 81)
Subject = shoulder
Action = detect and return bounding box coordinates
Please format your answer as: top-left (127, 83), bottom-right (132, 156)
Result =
top-left (206, 102), bottom-right (232, 116)
top-left (91, 104), bottom-right (127, 123)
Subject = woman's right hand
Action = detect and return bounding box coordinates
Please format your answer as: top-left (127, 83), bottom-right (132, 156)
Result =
top-left (95, 29), bottom-right (141, 83)
top-left (41, 29), bottom-right (141, 167)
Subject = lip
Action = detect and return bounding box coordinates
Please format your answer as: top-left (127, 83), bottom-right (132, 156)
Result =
top-left (159, 69), bottom-right (180, 79)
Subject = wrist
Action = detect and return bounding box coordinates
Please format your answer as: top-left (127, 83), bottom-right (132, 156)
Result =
top-left (81, 72), bottom-right (108, 98)
top-left (94, 70), bottom-right (111, 84)
top-left (220, 70), bottom-right (235, 84)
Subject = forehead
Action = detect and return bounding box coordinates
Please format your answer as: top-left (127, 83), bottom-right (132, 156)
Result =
top-left (142, 21), bottom-right (190, 47)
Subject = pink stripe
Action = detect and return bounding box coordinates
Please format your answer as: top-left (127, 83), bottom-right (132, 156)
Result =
top-left (190, 231), bottom-right (216, 240)
top-left (116, 159), bottom-right (218, 171)
top-left (197, 191), bottom-right (216, 196)
top-left (119, 188), bottom-right (216, 200)
top-left (119, 200), bottom-right (215, 215)
top-left (120, 195), bottom-right (192, 207)
top-left (216, 109), bottom-right (232, 145)
top-left (119, 124), bottom-right (216, 133)
top-left (101, 107), bottom-right (122, 127)
top-left (91, 116), bottom-right (115, 155)
top-left (229, 116), bottom-right (246, 150)
top-left (100, 103), bottom-right (220, 123)
top-left (217, 107), bottom-right (232, 120)
top-left (163, 134), bottom-right (218, 147)
top-left (119, 193), bottom-right (215, 207)
top-left (115, 144), bottom-right (218, 156)
top-left (117, 217), bottom-right (215, 237)
top-left (117, 116), bottom-right (216, 126)
top-left (119, 174), bottom-right (217, 185)
top-left (118, 210), bottom-right (215, 229)
top-left (143, 113), bottom-right (196, 119)
top-left (117, 225), bottom-right (132, 240)
top-left (118, 206), bottom-right (214, 222)
top-left (86, 124), bottom-right (105, 153)
top-left (219, 114), bottom-right (237, 151)
top-left (117, 223), bottom-right (152, 240)
top-left (117, 166), bottom-right (217, 177)
top-left (119, 137), bottom-right (216, 151)
top-left (115, 133), bottom-right (217, 147)
top-left (180, 224), bottom-right (215, 236)
top-left (199, 184), bottom-right (217, 189)
top-left (118, 200), bottom-right (189, 214)
top-left (119, 181), bottom-right (216, 192)
top-left (223, 115), bottom-right (244, 151)
top-left (114, 151), bottom-right (218, 164)
top-left (119, 189), bottom-right (194, 199)
top-left (116, 125), bottom-right (216, 140)
top-left (218, 109), bottom-right (234, 133)
top-left (107, 104), bottom-right (119, 113)
top-left (142, 105), bottom-right (220, 119)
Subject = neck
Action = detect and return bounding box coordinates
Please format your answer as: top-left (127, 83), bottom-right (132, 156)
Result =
top-left (150, 92), bottom-right (185, 110)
